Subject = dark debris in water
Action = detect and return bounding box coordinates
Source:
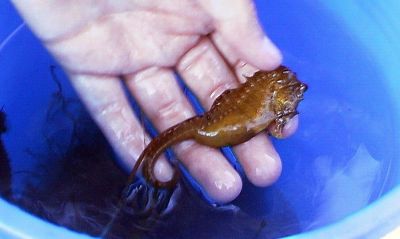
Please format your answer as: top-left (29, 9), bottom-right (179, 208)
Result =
top-left (0, 107), bottom-right (12, 198)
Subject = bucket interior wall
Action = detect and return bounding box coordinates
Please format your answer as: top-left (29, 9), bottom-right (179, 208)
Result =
top-left (1, 0), bottom-right (400, 238)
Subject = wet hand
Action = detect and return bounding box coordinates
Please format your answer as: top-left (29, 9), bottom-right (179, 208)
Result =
top-left (12, 0), bottom-right (296, 203)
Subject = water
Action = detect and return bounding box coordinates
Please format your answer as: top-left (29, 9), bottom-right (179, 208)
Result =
top-left (256, 0), bottom-right (398, 231)
top-left (1, 0), bottom-right (399, 238)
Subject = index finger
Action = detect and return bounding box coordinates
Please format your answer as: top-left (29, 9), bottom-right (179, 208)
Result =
top-left (198, 0), bottom-right (282, 70)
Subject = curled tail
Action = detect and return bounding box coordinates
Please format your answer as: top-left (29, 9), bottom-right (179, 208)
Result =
top-left (103, 117), bottom-right (200, 238)
top-left (126, 116), bottom-right (201, 189)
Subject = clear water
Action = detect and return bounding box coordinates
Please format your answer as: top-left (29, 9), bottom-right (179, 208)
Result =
top-left (1, 0), bottom-right (399, 238)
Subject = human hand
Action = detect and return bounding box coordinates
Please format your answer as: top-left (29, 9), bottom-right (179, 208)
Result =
top-left (12, 0), bottom-right (297, 203)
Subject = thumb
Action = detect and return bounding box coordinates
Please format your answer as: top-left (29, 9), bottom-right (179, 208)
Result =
top-left (198, 0), bottom-right (282, 70)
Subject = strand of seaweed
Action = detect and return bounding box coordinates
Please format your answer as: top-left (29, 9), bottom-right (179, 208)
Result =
top-left (0, 107), bottom-right (12, 198)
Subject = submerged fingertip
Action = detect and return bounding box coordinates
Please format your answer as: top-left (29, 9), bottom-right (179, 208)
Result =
top-left (207, 170), bottom-right (242, 204)
top-left (248, 155), bottom-right (282, 187)
top-left (154, 159), bottom-right (174, 183)
top-left (239, 138), bottom-right (282, 187)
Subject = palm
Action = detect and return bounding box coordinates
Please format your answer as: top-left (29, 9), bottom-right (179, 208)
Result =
top-left (12, 0), bottom-right (289, 204)
top-left (20, 1), bottom-right (211, 75)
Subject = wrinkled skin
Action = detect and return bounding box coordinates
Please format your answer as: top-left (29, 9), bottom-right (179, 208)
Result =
top-left (128, 66), bottom-right (307, 189)
top-left (12, 0), bottom-right (296, 203)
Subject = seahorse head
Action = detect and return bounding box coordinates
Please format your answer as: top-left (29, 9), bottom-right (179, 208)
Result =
top-left (264, 66), bottom-right (308, 138)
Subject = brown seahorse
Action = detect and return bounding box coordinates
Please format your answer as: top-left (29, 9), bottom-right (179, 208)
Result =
top-left (126, 65), bottom-right (307, 189)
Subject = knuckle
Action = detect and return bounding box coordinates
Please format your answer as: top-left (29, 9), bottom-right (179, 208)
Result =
top-left (155, 98), bottom-right (192, 126)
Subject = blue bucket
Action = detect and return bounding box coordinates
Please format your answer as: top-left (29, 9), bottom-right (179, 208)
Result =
top-left (1, 0), bottom-right (399, 238)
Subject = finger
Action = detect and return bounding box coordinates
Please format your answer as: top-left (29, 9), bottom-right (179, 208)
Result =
top-left (177, 39), bottom-right (239, 106)
top-left (197, 0), bottom-right (282, 70)
top-left (125, 67), bottom-right (242, 203)
top-left (68, 73), bottom-right (174, 182)
top-left (177, 39), bottom-right (282, 187)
